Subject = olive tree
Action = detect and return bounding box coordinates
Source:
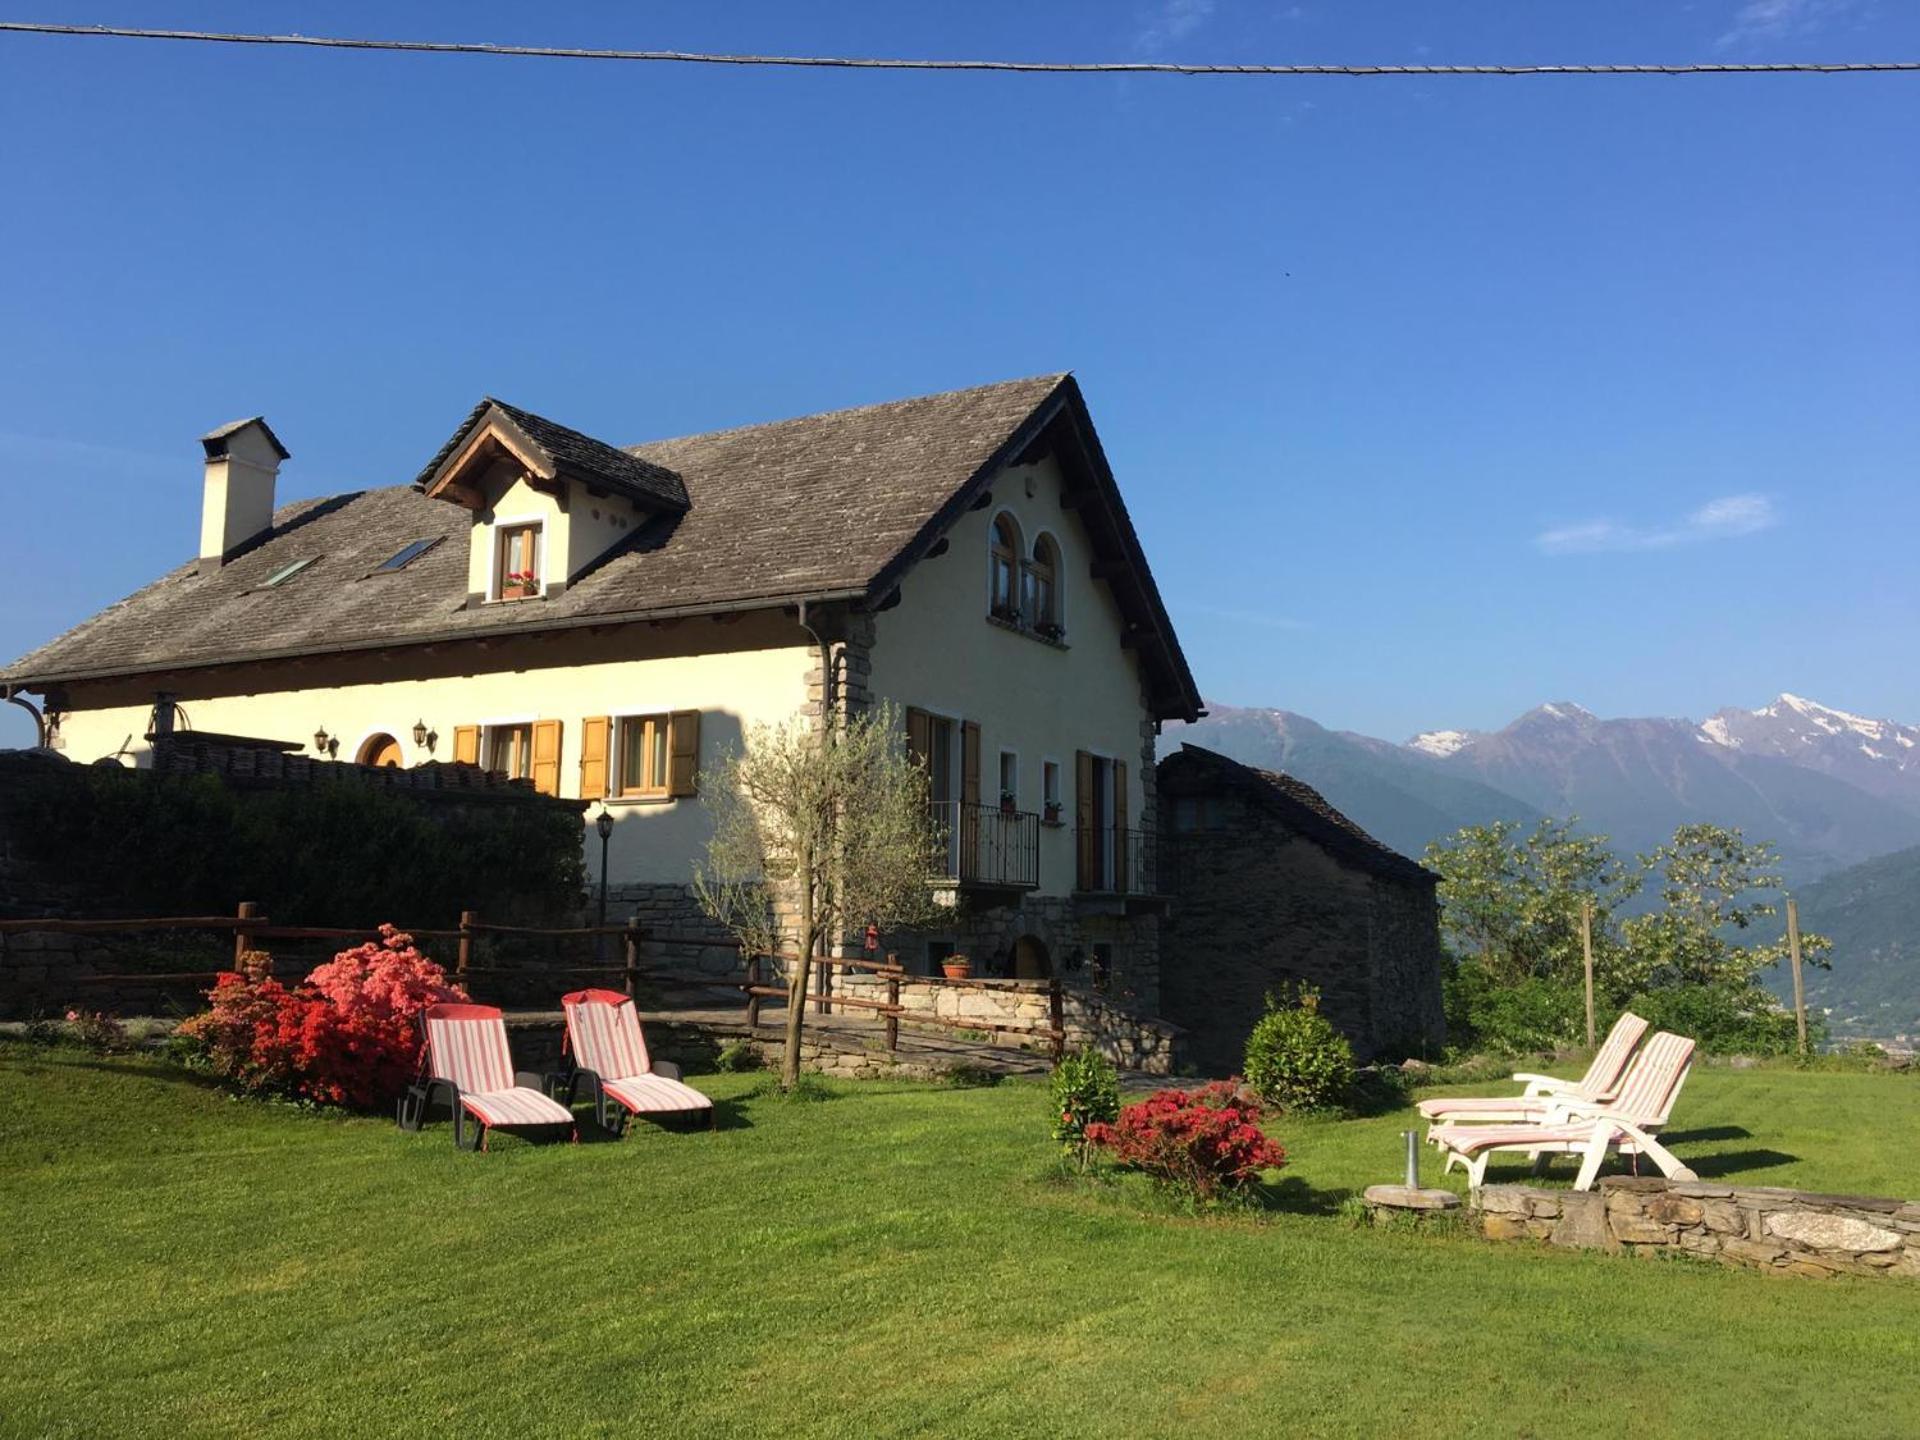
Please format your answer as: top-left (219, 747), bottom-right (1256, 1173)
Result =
top-left (693, 701), bottom-right (941, 1088)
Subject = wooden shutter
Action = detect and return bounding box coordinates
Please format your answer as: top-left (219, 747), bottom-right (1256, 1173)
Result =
top-left (580, 715), bottom-right (611, 799)
top-left (453, 725), bottom-right (480, 766)
top-left (960, 722), bottom-right (981, 807)
top-left (668, 710), bottom-right (701, 797)
top-left (905, 707), bottom-right (932, 770)
top-left (1113, 759), bottom-right (1130, 894)
top-left (530, 719), bottom-right (563, 796)
top-left (1075, 750), bottom-right (1095, 891)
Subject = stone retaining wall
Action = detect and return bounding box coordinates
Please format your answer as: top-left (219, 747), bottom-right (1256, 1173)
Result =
top-left (837, 971), bottom-right (1178, 1073)
top-left (1474, 1176), bottom-right (1920, 1280)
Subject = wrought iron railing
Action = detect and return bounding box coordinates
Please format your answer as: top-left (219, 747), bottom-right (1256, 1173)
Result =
top-left (929, 801), bottom-right (1041, 889)
top-left (1074, 825), bottom-right (1162, 895)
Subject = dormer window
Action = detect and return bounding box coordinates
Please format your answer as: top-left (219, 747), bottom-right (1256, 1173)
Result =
top-left (494, 521), bottom-right (542, 600)
top-left (989, 513), bottom-right (1021, 621)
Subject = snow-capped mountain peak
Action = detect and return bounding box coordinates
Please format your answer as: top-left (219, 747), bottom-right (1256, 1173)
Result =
top-left (1698, 695), bottom-right (1920, 794)
top-left (1408, 728), bottom-right (1477, 758)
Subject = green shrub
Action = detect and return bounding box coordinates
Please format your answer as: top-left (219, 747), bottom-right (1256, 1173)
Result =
top-left (713, 1039), bottom-right (761, 1073)
top-left (4, 759), bottom-right (584, 926)
top-left (1443, 961), bottom-right (1587, 1055)
top-left (1243, 986), bottom-right (1354, 1113)
top-left (1626, 983), bottom-right (1818, 1057)
top-left (1050, 1044), bottom-right (1121, 1165)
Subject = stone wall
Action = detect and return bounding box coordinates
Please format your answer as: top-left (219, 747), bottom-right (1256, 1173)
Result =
top-left (1157, 804), bottom-right (1443, 1070)
top-left (1474, 1176), bottom-right (1920, 1280)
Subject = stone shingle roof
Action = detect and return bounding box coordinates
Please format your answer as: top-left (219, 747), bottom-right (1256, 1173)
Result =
top-left (413, 397), bottom-right (688, 512)
top-left (5, 374), bottom-right (1199, 717)
top-left (1163, 744), bottom-right (1437, 885)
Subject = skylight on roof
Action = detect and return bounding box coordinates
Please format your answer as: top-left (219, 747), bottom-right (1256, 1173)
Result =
top-left (263, 557), bottom-right (317, 588)
top-left (372, 537), bottom-right (441, 574)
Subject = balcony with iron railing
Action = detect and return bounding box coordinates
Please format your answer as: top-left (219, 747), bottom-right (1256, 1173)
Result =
top-left (1073, 826), bottom-right (1169, 912)
top-left (928, 801), bottom-right (1041, 892)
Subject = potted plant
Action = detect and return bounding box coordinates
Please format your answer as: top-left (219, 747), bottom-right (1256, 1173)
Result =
top-left (1036, 620), bottom-right (1065, 642)
top-left (991, 603), bottom-right (1021, 625)
top-left (942, 953), bottom-right (972, 980)
top-left (1043, 800), bottom-right (1064, 826)
top-left (501, 569), bottom-right (538, 599)
top-left (999, 789), bottom-right (1017, 816)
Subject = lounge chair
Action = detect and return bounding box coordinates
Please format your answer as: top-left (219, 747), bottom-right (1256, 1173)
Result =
top-left (1428, 1031), bottom-right (1698, 1191)
top-left (560, 988), bottom-right (715, 1133)
top-left (1416, 1010), bottom-right (1650, 1127)
top-left (396, 1002), bottom-right (576, 1151)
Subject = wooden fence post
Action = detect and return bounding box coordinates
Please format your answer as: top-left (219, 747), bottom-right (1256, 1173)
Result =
top-left (624, 916), bottom-right (642, 997)
top-left (1787, 897), bottom-right (1808, 1057)
top-left (815, 944), bottom-right (831, 1017)
top-left (1580, 898), bottom-right (1596, 1050)
top-left (1048, 976), bottom-right (1065, 1064)
top-left (457, 909), bottom-right (476, 991)
top-left (233, 901), bottom-right (260, 970)
top-left (884, 953), bottom-right (900, 1054)
top-left (745, 954), bottom-right (762, 1030)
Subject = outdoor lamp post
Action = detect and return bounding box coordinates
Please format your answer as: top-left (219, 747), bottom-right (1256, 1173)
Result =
top-left (594, 806), bottom-right (614, 961)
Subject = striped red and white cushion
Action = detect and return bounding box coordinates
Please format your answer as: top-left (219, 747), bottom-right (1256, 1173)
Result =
top-left (1577, 1010), bottom-right (1650, 1099)
top-left (427, 1015), bottom-right (514, 1095)
top-left (1611, 1032), bottom-right (1695, 1124)
top-left (462, 1087), bottom-right (574, 1128)
top-left (605, 1073), bottom-right (713, 1114)
top-left (563, 996), bottom-right (650, 1082)
top-left (1433, 1121), bottom-right (1627, 1154)
top-left (1416, 1096), bottom-right (1551, 1118)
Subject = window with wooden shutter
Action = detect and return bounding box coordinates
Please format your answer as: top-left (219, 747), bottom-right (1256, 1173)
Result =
top-left (960, 722), bottom-right (981, 807)
top-left (453, 725), bottom-right (480, 766)
top-left (905, 707), bottom-right (932, 771)
top-left (1075, 750), bottom-right (1095, 890)
top-left (530, 719), bottom-right (563, 796)
top-left (668, 710), bottom-right (701, 797)
top-left (580, 715), bottom-right (611, 799)
top-left (1113, 759), bottom-right (1130, 894)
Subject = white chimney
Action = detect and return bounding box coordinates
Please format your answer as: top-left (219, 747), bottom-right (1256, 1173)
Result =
top-left (198, 417), bottom-right (289, 572)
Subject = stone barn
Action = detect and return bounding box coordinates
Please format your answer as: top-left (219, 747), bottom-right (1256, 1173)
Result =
top-left (1156, 744), bottom-right (1445, 1072)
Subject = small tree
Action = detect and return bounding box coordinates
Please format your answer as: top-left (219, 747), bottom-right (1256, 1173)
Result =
top-left (1423, 817), bottom-right (1639, 989)
top-left (1622, 823), bottom-right (1832, 992)
top-left (694, 702), bottom-right (942, 1088)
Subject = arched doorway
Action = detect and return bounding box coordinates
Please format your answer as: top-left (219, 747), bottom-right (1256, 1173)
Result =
top-left (1012, 934), bottom-right (1051, 980)
top-left (357, 732), bottom-right (403, 768)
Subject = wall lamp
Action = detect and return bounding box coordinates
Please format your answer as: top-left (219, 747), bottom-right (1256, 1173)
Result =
top-left (413, 718), bottom-right (437, 752)
top-left (313, 725), bottom-right (337, 757)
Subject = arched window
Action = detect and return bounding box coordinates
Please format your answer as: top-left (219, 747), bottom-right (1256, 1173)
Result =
top-left (989, 513), bottom-right (1021, 619)
top-left (1024, 534), bottom-right (1060, 634)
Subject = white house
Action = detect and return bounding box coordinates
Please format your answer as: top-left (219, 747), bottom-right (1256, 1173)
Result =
top-left (3, 375), bottom-right (1203, 1001)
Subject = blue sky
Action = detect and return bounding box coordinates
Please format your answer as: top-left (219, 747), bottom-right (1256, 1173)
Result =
top-left (2, 1), bottom-right (1916, 749)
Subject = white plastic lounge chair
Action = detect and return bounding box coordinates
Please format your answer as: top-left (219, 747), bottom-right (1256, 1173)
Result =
top-left (396, 1002), bottom-right (576, 1151)
top-left (1416, 1010), bottom-right (1650, 1127)
top-left (561, 988), bottom-right (715, 1134)
top-left (1428, 1031), bottom-right (1698, 1191)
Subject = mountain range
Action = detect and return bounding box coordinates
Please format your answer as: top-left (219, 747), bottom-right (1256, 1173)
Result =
top-left (1164, 694), bottom-right (1920, 1043)
top-left (1168, 694), bottom-right (1920, 883)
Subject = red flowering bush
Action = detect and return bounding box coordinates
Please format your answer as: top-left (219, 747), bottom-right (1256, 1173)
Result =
top-left (1083, 1080), bottom-right (1286, 1202)
top-left (177, 927), bottom-right (465, 1110)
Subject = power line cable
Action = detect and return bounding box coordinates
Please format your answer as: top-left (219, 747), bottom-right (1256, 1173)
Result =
top-left (0, 22), bottom-right (1916, 77)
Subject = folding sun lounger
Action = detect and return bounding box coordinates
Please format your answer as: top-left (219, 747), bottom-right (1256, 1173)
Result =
top-left (560, 988), bottom-right (715, 1134)
top-left (1416, 1010), bottom-right (1651, 1128)
top-left (396, 1002), bottom-right (577, 1151)
top-left (1428, 1030), bottom-right (1698, 1191)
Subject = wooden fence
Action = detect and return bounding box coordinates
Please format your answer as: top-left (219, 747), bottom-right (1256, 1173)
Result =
top-left (0, 902), bottom-right (1068, 1060)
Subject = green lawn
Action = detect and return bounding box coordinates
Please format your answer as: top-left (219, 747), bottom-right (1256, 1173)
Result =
top-left (3, 1047), bottom-right (1917, 1440)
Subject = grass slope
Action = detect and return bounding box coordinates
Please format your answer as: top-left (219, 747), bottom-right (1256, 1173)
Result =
top-left (3, 1047), bottom-right (1917, 1439)
top-left (1788, 842), bottom-right (1920, 1039)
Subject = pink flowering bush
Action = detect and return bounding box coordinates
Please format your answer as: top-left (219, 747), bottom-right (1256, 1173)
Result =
top-left (61, 1008), bottom-right (132, 1054)
top-left (177, 926), bottom-right (465, 1110)
top-left (1084, 1080), bottom-right (1286, 1202)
